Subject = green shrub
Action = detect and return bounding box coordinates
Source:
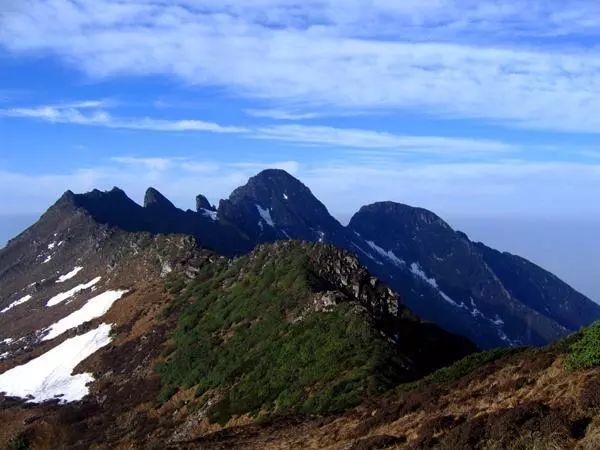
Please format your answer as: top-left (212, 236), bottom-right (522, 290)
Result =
top-left (156, 243), bottom-right (408, 424)
top-left (566, 321), bottom-right (600, 370)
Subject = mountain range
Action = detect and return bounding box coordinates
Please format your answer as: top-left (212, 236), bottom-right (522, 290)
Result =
top-left (0, 169), bottom-right (599, 448)
top-left (25, 168), bottom-right (599, 349)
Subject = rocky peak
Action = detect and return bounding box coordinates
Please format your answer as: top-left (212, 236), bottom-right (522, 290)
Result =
top-left (144, 187), bottom-right (176, 210)
top-left (350, 202), bottom-right (451, 236)
top-left (195, 194), bottom-right (214, 212)
top-left (218, 169), bottom-right (342, 241)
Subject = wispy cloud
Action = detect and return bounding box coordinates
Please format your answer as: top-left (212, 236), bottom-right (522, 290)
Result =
top-left (0, 104), bottom-right (247, 133)
top-left (1, 102), bottom-right (516, 155)
top-left (2, 1), bottom-right (600, 132)
top-left (254, 124), bottom-right (515, 154)
top-left (245, 109), bottom-right (320, 120)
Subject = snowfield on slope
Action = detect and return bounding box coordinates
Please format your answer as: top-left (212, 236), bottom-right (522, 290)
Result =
top-left (0, 323), bottom-right (112, 403)
top-left (46, 277), bottom-right (101, 306)
top-left (256, 204), bottom-right (275, 227)
top-left (56, 266), bottom-right (83, 283)
top-left (1, 294), bottom-right (33, 313)
top-left (43, 290), bottom-right (128, 341)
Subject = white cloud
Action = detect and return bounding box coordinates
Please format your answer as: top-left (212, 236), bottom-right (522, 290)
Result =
top-left (110, 156), bottom-right (177, 171)
top-left (245, 109), bottom-right (320, 120)
top-left (254, 124), bottom-right (515, 154)
top-left (1, 102), bottom-right (516, 155)
top-left (2, 1), bottom-right (600, 132)
top-left (0, 104), bottom-right (247, 133)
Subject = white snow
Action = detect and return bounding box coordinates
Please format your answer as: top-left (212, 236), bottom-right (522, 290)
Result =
top-left (43, 290), bottom-right (128, 341)
top-left (255, 204), bottom-right (275, 227)
top-left (1, 338), bottom-right (14, 345)
top-left (317, 230), bottom-right (325, 243)
top-left (281, 229), bottom-right (292, 239)
top-left (410, 262), bottom-right (462, 308)
top-left (200, 208), bottom-right (217, 220)
top-left (0, 323), bottom-right (113, 403)
top-left (351, 242), bottom-right (383, 265)
top-left (366, 241), bottom-right (405, 267)
top-left (46, 277), bottom-right (102, 307)
top-left (410, 262), bottom-right (439, 289)
top-left (0, 352), bottom-right (9, 360)
top-left (47, 242), bottom-right (56, 250)
top-left (42, 255), bottom-right (52, 264)
top-left (283, 193), bottom-right (288, 200)
top-left (1, 294), bottom-right (33, 314)
top-left (56, 266), bottom-right (83, 283)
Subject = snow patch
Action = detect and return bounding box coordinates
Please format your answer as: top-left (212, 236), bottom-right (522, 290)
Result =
top-left (410, 263), bottom-right (462, 308)
top-left (46, 277), bottom-right (102, 307)
top-left (1, 338), bottom-right (14, 345)
top-left (255, 204), bottom-right (275, 227)
top-left (366, 241), bottom-right (405, 267)
top-left (47, 242), bottom-right (56, 250)
top-left (42, 255), bottom-right (52, 264)
top-left (1, 295), bottom-right (33, 314)
top-left (0, 323), bottom-right (113, 403)
top-left (43, 290), bottom-right (128, 341)
top-left (283, 193), bottom-right (288, 200)
top-left (56, 266), bottom-right (83, 283)
top-left (351, 243), bottom-right (383, 265)
top-left (200, 208), bottom-right (217, 220)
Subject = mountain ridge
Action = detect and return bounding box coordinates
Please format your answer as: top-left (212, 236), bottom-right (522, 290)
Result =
top-left (7, 168), bottom-right (599, 348)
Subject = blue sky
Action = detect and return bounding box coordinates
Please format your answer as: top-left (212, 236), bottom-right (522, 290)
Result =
top-left (1, 1), bottom-right (600, 298)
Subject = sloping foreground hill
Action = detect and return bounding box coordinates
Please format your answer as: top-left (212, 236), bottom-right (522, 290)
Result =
top-left (0, 230), bottom-right (472, 448)
top-left (173, 323), bottom-right (600, 449)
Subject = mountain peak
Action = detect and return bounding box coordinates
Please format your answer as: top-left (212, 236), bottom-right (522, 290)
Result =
top-left (195, 194), bottom-right (214, 212)
top-left (351, 201), bottom-right (451, 230)
top-left (144, 187), bottom-right (175, 210)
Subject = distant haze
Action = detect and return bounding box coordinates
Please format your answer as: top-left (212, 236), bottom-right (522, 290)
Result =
top-left (1, 212), bottom-right (597, 305)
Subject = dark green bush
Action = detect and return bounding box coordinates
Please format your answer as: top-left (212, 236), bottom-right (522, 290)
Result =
top-left (156, 243), bottom-right (407, 423)
top-left (566, 321), bottom-right (600, 369)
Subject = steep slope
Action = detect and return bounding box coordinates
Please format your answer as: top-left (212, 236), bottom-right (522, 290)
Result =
top-left (347, 202), bottom-right (596, 348)
top-left (476, 243), bottom-right (600, 332)
top-left (217, 169), bottom-right (351, 247)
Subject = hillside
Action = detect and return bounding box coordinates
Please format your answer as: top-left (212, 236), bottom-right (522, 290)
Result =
top-left (171, 324), bottom-right (600, 449)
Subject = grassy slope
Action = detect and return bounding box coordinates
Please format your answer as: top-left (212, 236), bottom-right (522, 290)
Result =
top-left (157, 243), bottom-right (410, 423)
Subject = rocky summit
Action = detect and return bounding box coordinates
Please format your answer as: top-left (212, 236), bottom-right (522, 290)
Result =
top-left (0, 169), bottom-right (599, 448)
